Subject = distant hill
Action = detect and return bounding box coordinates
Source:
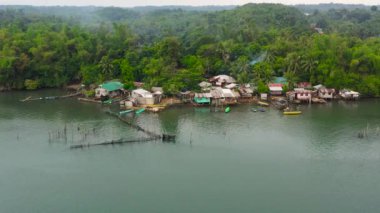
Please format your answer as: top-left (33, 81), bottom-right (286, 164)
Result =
top-left (295, 3), bottom-right (378, 13)
top-left (131, 5), bottom-right (236, 12)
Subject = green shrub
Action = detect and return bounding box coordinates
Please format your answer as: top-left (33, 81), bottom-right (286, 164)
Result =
top-left (84, 90), bottom-right (95, 98)
top-left (24, 79), bottom-right (39, 90)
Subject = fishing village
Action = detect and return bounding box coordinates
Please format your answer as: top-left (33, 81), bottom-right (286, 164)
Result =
top-left (21, 74), bottom-right (362, 115)
top-left (2, 3), bottom-right (380, 212)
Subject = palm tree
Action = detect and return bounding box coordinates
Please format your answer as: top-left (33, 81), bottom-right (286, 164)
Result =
top-left (253, 62), bottom-right (274, 84)
top-left (99, 56), bottom-right (114, 80)
top-left (285, 53), bottom-right (302, 74)
top-left (284, 70), bottom-right (299, 90)
top-left (301, 57), bottom-right (318, 83)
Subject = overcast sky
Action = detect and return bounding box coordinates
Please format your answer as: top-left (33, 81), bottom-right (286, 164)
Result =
top-left (0, 0), bottom-right (378, 7)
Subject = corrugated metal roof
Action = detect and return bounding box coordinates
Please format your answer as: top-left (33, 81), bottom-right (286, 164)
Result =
top-left (101, 81), bottom-right (124, 92)
top-left (194, 97), bottom-right (210, 104)
top-left (132, 89), bottom-right (153, 98)
top-left (225, 83), bottom-right (237, 89)
top-left (269, 86), bottom-right (282, 91)
top-left (221, 89), bottom-right (235, 98)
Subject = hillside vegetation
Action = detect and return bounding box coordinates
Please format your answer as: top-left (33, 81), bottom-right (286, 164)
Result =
top-left (0, 4), bottom-right (380, 96)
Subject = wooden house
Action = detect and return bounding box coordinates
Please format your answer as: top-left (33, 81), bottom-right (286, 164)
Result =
top-left (238, 86), bottom-right (254, 99)
top-left (210, 87), bottom-right (238, 105)
top-left (151, 87), bottom-right (163, 103)
top-left (193, 93), bottom-right (212, 105)
top-left (268, 83), bottom-right (283, 96)
top-left (339, 89), bottom-right (360, 100)
top-left (132, 88), bottom-right (155, 105)
top-left (95, 81), bottom-right (124, 99)
top-left (209, 75), bottom-right (236, 87)
top-left (199, 81), bottom-right (212, 91)
top-left (318, 88), bottom-right (335, 100)
top-left (295, 88), bottom-right (313, 102)
top-left (178, 91), bottom-right (192, 103)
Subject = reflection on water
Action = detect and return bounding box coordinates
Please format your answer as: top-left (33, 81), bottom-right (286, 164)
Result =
top-left (1, 90), bottom-right (380, 213)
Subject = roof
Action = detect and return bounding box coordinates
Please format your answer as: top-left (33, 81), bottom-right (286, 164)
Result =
top-left (295, 89), bottom-right (313, 94)
top-left (153, 91), bottom-right (162, 95)
top-left (239, 87), bottom-right (253, 94)
top-left (269, 86), bottom-right (283, 92)
top-left (210, 87), bottom-right (225, 98)
top-left (268, 83), bottom-right (283, 87)
top-left (313, 84), bottom-right (325, 90)
top-left (199, 81), bottom-right (212, 88)
top-left (132, 88), bottom-right (153, 98)
top-left (225, 83), bottom-right (237, 89)
top-left (221, 88), bottom-right (235, 98)
top-left (133, 82), bottom-right (144, 88)
top-left (341, 89), bottom-right (359, 95)
top-left (151, 87), bottom-right (163, 93)
top-left (319, 88), bottom-right (335, 93)
top-left (100, 81), bottom-right (124, 92)
top-left (209, 75), bottom-right (236, 84)
top-left (194, 97), bottom-right (211, 104)
top-left (180, 91), bottom-right (191, 95)
top-left (298, 82), bottom-right (312, 88)
top-left (194, 93), bottom-right (212, 98)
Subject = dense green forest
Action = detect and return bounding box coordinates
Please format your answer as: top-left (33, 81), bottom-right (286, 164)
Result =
top-left (1, 4), bottom-right (380, 96)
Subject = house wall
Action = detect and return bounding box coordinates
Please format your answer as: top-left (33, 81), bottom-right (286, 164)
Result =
top-left (260, 93), bottom-right (268, 100)
top-left (270, 91), bottom-right (282, 96)
top-left (296, 93), bottom-right (311, 101)
top-left (318, 92), bottom-right (334, 99)
top-left (137, 97), bottom-right (155, 105)
top-left (154, 95), bottom-right (162, 104)
top-left (95, 88), bottom-right (108, 98)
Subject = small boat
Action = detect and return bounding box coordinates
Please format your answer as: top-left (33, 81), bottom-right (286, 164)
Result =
top-left (251, 108), bottom-right (258, 112)
top-left (102, 99), bottom-right (112, 104)
top-left (258, 108), bottom-right (266, 112)
top-left (135, 108), bottom-right (145, 114)
top-left (283, 111), bottom-right (302, 115)
top-left (119, 109), bottom-right (133, 115)
top-left (258, 101), bottom-right (269, 107)
top-left (225, 106), bottom-right (231, 113)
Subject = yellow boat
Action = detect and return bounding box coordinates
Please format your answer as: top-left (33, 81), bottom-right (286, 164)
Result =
top-left (283, 111), bottom-right (302, 115)
top-left (257, 101), bottom-right (269, 107)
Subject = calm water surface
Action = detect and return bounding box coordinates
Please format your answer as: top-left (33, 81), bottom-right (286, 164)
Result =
top-left (1, 90), bottom-right (380, 213)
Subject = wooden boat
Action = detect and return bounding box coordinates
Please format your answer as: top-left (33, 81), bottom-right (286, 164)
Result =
top-left (258, 101), bottom-right (269, 107)
top-left (251, 108), bottom-right (258, 112)
top-left (119, 109), bottom-right (133, 115)
top-left (225, 106), bottom-right (231, 113)
top-left (283, 111), bottom-right (302, 115)
top-left (135, 108), bottom-right (145, 114)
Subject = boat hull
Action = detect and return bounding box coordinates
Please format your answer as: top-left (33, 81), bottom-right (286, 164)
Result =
top-left (257, 101), bottom-right (269, 107)
top-left (283, 111), bottom-right (302, 115)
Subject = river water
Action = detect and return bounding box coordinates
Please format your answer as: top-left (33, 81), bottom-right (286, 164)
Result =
top-left (1, 90), bottom-right (380, 213)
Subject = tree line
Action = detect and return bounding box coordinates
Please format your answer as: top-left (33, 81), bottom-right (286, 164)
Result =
top-left (0, 4), bottom-right (379, 96)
